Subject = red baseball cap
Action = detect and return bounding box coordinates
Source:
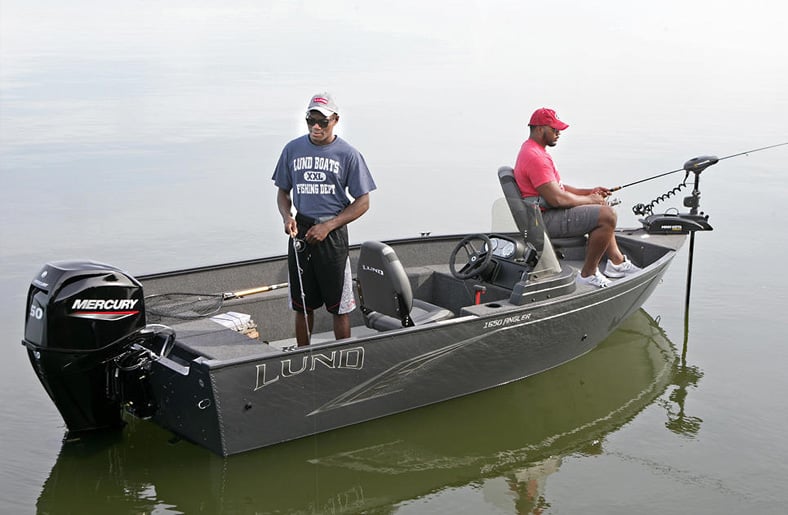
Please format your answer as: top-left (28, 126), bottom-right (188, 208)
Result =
top-left (529, 108), bottom-right (569, 130)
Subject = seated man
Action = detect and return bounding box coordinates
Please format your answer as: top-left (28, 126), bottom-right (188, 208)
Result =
top-left (513, 108), bottom-right (640, 288)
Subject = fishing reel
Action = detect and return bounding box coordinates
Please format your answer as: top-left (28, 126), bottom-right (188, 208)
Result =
top-left (293, 238), bottom-right (307, 252)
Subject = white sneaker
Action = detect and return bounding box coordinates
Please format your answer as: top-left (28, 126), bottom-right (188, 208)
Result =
top-left (604, 256), bottom-right (641, 278)
top-left (577, 269), bottom-right (611, 288)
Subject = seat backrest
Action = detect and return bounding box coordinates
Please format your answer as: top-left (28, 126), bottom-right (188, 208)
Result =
top-left (497, 166), bottom-right (562, 276)
top-left (497, 166), bottom-right (545, 250)
top-left (357, 241), bottom-right (414, 327)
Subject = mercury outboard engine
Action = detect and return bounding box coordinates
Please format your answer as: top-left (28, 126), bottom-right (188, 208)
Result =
top-left (23, 261), bottom-right (157, 433)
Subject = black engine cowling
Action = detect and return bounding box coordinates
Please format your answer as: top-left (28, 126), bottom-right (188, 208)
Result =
top-left (23, 261), bottom-right (147, 433)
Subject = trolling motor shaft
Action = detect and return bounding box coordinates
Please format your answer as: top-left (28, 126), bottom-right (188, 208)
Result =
top-left (681, 155), bottom-right (718, 216)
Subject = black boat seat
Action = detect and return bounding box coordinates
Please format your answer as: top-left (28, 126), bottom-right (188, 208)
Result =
top-left (356, 241), bottom-right (453, 331)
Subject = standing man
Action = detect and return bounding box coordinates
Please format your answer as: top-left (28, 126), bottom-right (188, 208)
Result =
top-left (513, 108), bottom-right (640, 288)
top-left (272, 92), bottom-right (376, 345)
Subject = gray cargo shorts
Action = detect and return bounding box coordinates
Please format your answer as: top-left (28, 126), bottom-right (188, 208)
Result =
top-left (541, 205), bottom-right (602, 238)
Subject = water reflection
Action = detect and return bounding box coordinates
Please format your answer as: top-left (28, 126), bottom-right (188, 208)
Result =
top-left (37, 309), bottom-right (700, 514)
top-left (660, 314), bottom-right (705, 439)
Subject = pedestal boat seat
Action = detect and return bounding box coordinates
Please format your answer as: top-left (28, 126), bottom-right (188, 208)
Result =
top-left (356, 241), bottom-right (454, 331)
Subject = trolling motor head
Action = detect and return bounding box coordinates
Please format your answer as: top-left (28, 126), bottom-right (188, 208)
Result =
top-left (683, 155), bottom-right (719, 174)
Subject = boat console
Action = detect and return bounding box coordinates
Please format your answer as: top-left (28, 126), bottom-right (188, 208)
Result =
top-left (484, 234), bottom-right (537, 289)
top-left (446, 233), bottom-right (576, 306)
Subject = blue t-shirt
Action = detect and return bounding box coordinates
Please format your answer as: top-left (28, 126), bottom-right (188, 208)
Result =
top-left (272, 135), bottom-right (376, 218)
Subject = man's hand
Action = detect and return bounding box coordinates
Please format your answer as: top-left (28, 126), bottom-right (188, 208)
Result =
top-left (587, 192), bottom-right (607, 205)
top-left (283, 216), bottom-right (297, 237)
top-left (304, 222), bottom-right (331, 243)
top-left (591, 186), bottom-right (611, 197)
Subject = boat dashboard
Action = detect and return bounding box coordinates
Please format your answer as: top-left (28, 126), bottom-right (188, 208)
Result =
top-left (488, 234), bottom-right (527, 260)
top-left (483, 234), bottom-right (537, 289)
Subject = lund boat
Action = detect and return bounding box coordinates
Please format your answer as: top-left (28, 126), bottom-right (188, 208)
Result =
top-left (36, 308), bottom-right (685, 513)
top-left (23, 165), bottom-right (712, 455)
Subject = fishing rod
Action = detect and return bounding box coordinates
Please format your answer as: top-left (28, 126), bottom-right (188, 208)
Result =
top-left (292, 236), bottom-right (311, 345)
top-left (609, 141), bottom-right (788, 192)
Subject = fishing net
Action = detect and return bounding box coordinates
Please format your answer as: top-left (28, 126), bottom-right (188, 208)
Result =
top-left (144, 293), bottom-right (224, 320)
top-left (144, 283), bottom-right (288, 321)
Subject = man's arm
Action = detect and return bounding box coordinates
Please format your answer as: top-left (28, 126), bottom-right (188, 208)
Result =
top-left (536, 181), bottom-right (605, 208)
top-left (564, 184), bottom-right (611, 197)
top-left (276, 188), bottom-right (298, 237)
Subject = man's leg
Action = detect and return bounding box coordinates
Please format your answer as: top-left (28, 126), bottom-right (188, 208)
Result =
top-left (604, 239), bottom-right (627, 266)
top-left (333, 313), bottom-right (350, 340)
top-left (599, 205), bottom-right (627, 266)
top-left (581, 205), bottom-right (618, 277)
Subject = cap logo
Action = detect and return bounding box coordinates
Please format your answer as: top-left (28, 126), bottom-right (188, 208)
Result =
top-left (313, 97), bottom-right (328, 105)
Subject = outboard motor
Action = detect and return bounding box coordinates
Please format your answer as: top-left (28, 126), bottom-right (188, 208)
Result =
top-left (23, 261), bottom-right (147, 433)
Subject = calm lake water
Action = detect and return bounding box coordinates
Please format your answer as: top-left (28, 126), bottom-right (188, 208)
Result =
top-left (2, 1), bottom-right (787, 513)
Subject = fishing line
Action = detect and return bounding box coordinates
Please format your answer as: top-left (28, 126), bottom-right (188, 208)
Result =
top-left (609, 141), bottom-right (788, 192)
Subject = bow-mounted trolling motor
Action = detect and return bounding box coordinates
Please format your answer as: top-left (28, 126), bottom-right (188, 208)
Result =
top-left (612, 143), bottom-right (788, 226)
top-left (23, 261), bottom-right (172, 435)
top-left (636, 155), bottom-right (716, 234)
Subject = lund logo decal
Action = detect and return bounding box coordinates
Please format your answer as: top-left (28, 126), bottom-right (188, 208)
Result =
top-left (254, 347), bottom-right (364, 390)
top-left (70, 299), bottom-right (140, 321)
top-left (361, 264), bottom-right (384, 276)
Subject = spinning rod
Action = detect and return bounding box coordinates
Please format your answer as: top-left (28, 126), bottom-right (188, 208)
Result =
top-left (609, 141), bottom-right (788, 192)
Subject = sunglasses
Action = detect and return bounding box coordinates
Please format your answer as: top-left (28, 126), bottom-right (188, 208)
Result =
top-left (305, 116), bottom-right (332, 128)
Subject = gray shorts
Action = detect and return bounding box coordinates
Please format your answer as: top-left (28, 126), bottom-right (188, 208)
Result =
top-left (542, 205), bottom-right (602, 238)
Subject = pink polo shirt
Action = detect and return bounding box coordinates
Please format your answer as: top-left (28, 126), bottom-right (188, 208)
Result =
top-left (513, 139), bottom-right (563, 198)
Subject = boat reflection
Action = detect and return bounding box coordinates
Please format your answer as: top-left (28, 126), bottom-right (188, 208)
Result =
top-left (37, 308), bottom-right (701, 514)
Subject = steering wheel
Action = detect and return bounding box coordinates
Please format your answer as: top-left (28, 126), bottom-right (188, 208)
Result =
top-left (450, 234), bottom-right (493, 280)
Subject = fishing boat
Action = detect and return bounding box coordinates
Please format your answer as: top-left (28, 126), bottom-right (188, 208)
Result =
top-left (22, 163), bottom-right (713, 456)
top-left (37, 308), bottom-right (688, 513)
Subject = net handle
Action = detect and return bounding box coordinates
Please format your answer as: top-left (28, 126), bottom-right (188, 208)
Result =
top-left (225, 283), bottom-right (288, 299)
